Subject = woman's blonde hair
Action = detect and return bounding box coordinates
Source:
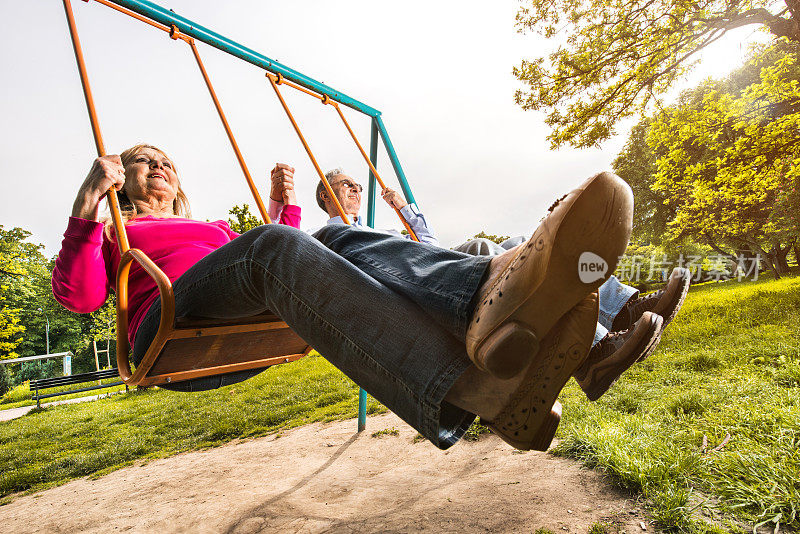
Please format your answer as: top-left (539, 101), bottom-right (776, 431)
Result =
top-left (104, 144), bottom-right (191, 237)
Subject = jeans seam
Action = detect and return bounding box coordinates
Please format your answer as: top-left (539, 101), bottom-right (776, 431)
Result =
top-left (426, 356), bottom-right (468, 408)
top-left (452, 256), bottom-right (492, 336)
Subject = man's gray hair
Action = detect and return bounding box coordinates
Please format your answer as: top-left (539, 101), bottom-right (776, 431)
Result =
top-left (317, 168), bottom-right (345, 212)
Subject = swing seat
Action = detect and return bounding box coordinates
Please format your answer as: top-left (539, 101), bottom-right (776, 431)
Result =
top-left (116, 249), bottom-right (311, 388)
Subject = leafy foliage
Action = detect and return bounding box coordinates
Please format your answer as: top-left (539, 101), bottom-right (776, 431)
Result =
top-left (514, 0), bottom-right (800, 147)
top-left (613, 42), bottom-right (800, 275)
top-left (613, 118), bottom-right (672, 245)
top-left (470, 231), bottom-right (511, 245)
top-left (0, 226), bottom-right (116, 387)
top-left (0, 365), bottom-right (11, 397)
top-left (227, 204), bottom-right (262, 234)
top-left (0, 226), bottom-right (41, 360)
top-left (649, 42), bottom-right (800, 269)
top-left (15, 360), bottom-right (57, 385)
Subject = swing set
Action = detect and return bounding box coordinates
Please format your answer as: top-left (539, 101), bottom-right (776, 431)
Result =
top-left (61, 0), bottom-right (424, 430)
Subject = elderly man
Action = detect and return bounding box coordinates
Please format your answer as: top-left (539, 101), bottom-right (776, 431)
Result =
top-left (313, 168), bottom-right (439, 246)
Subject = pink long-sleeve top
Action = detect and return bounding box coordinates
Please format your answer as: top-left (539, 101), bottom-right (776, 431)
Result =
top-left (52, 205), bottom-right (301, 348)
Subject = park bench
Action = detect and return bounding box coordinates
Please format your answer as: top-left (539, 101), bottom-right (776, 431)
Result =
top-left (30, 369), bottom-right (128, 408)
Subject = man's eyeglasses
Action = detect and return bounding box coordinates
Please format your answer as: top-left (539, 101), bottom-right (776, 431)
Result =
top-left (334, 179), bottom-right (363, 192)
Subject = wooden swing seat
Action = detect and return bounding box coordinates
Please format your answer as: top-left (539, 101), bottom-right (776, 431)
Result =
top-left (117, 249), bottom-right (311, 388)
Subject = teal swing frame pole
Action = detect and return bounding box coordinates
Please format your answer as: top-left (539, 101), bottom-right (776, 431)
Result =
top-left (87, 0), bottom-right (421, 432)
top-left (361, 118), bottom-right (381, 432)
top-left (101, 0), bottom-right (417, 207)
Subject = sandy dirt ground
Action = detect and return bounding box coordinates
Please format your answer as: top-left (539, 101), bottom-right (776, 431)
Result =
top-left (1, 413), bottom-right (654, 533)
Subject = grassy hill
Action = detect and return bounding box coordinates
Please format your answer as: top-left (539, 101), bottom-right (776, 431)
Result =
top-left (1, 275), bottom-right (798, 532)
top-left (556, 275), bottom-right (800, 532)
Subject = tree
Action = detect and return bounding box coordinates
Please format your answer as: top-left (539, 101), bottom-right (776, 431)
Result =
top-left (228, 204), bottom-right (262, 234)
top-left (0, 226), bottom-right (41, 360)
top-left (649, 45), bottom-right (800, 275)
top-left (612, 42), bottom-right (800, 276)
top-left (612, 118), bottom-right (674, 244)
top-left (470, 231), bottom-right (511, 245)
top-left (514, 0), bottom-right (800, 148)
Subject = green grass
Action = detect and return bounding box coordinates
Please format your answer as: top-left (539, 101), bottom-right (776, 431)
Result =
top-left (1, 378), bottom-right (128, 410)
top-left (0, 354), bottom-right (384, 499)
top-left (554, 274), bottom-right (800, 532)
top-left (371, 427), bottom-right (400, 438)
top-left (588, 522), bottom-right (617, 534)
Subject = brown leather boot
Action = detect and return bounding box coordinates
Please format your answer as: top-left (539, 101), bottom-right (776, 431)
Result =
top-left (466, 172), bottom-right (633, 379)
top-left (574, 312), bottom-right (663, 401)
top-left (612, 267), bottom-right (691, 333)
top-left (487, 293), bottom-right (598, 451)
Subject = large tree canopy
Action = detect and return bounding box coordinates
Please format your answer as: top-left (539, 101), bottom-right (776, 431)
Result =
top-left (514, 0), bottom-right (800, 148)
top-left (0, 226), bottom-right (41, 359)
top-left (0, 226), bottom-right (115, 376)
top-left (613, 42), bottom-right (799, 274)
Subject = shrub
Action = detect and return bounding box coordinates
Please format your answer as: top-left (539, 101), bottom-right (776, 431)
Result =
top-left (0, 365), bottom-right (11, 397)
top-left (15, 360), bottom-right (56, 385)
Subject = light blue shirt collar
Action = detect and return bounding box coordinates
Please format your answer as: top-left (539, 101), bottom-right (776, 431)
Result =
top-left (326, 214), bottom-right (363, 226)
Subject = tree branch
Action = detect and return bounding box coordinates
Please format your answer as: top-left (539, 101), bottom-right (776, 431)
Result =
top-left (702, 7), bottom-right (799, 41)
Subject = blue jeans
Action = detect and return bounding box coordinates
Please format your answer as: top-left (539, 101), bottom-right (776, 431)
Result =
top-left (134, 224), bottom-right (491, 449)
top-left (594, 275), bottom-right (639, 344)
top-left (454, 238), bottom-right (638, 346)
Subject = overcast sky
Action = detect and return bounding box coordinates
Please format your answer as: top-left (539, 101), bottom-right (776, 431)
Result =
top-left (0, 0), bottom-right (765, 255)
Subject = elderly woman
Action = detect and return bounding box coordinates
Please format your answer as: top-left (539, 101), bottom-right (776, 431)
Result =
top-left (52, 143), bottom-right (634, 452)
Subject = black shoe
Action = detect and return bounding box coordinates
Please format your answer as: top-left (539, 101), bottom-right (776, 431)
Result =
top-left (574, 312), bottom-right (664, 401)
top-left (612, 267), bottom-right (691, 332)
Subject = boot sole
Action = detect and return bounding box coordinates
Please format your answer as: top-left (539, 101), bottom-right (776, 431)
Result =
top-left (580, 313), bottom-right (663, 401)
top-left (490, 402), bottom-right (562, 451)
top-left (488, 296), bottom-right (597, 451)
top-left (469, 172), bottom-right (633, 379)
